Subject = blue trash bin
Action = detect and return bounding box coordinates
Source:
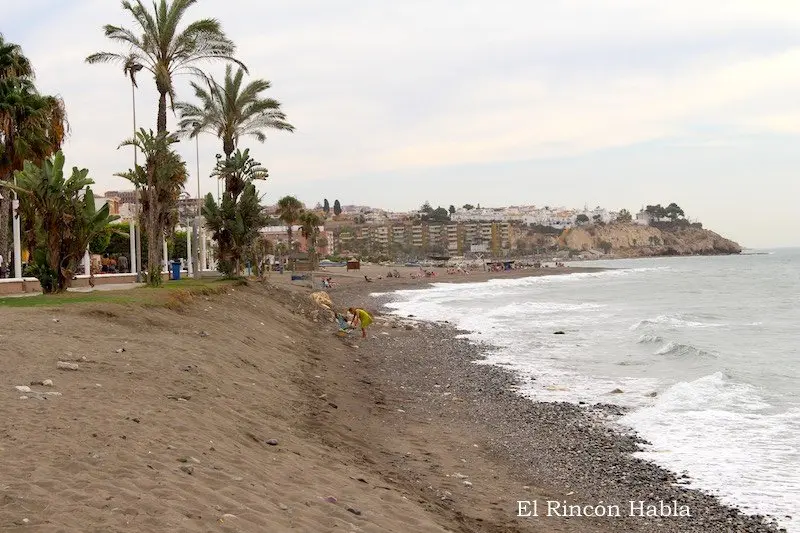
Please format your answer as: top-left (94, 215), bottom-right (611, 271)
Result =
top-left (171, 261), bottom-right (181, 280)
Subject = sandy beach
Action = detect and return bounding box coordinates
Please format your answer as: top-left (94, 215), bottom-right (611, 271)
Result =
top-left (0, 267), bottom-right (786, 532)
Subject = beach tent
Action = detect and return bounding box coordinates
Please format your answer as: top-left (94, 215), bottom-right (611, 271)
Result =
top-left (346, 258), bottom-right (360, 271)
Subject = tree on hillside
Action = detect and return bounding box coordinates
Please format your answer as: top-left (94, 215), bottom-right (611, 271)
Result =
top-left (117, 129), bottom-right (187, 286)
top-left (420, 201), bottom-right (433, 214)
top-left (616, 209), bottom-right (632, 222)
top-left (462, 204), bottom-right (474, 210)
top-left (576, 214), bottom-right (590, 225)
top-left (645, 204), bottom-right (666, 221)
top-left (323, 198), bottom-right (330, 216)
top-left (430, 206), bottom-right (450, 222)
top-left (3, 152), bottom-right (117, 292)
top-left (87, 0), bottom-right (244, 135)
top-left (592, 214), bottom-right (602, 223)
top-left (333, 199), bottom-right (342, 216)
top-left (665, 202), bottom-right (685, 221)
top-left (448, 205), bottom-right (456, 215)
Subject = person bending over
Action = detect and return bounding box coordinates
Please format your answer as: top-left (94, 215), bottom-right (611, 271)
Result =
top-left (349, 307), bottom-right (373, 339)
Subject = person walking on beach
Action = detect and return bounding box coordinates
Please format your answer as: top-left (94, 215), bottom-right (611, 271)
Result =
top-left (349, 307), bottom-right (373, 339)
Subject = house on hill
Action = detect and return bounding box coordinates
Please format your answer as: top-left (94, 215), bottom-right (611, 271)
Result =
top-left (635, 210), bottom-right (654, 225)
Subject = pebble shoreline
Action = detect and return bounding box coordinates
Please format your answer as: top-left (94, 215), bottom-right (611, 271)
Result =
top-left (353, 289), bottom-right (788, 533)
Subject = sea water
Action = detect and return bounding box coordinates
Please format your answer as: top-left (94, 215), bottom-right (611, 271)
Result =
top-left (380, 249), bottom-right (800, 531)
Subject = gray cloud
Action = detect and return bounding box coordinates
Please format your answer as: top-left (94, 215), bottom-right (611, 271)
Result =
top-left (4, 0), bottom-right (800, 247)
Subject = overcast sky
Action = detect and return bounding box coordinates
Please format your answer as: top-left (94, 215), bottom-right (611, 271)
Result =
top-left (5, 1), bottom-right (800, 248)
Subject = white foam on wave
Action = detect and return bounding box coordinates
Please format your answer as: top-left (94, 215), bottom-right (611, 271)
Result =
top-left (485, 301), bottom-right (604, 317)
top-left (630, 313), bottom-right (728, 330)
top-left (637, 334), bottom-right (664, 344)
top-left (654, 341), bottom-right (718, 359)
top-left (622, 372), bottom-right (800, 532)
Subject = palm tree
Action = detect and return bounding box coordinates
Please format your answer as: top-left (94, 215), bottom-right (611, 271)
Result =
top-left (176, 64), bottom-right (294, 161)
top-left (3, 152), bottom-right (118, 292)
top-left (117, 129), bottom-right (187, 286)
top-left (0, 34), bottom-right (34, 80)
top-left (299, 210), bottom-right (322, 270)
top-left (86, 0), bottom-right (244, 134)
top-left (0, 72), bottom-right (68, 263)
top-left (209, 147), bottom-right (267, 201)
top-left (275, 195), bottom-right (303, 251)
top-left (202, 148), bottom-right (267, 276)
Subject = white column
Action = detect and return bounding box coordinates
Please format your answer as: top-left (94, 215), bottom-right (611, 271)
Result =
top-left (129, 219), bottom-right (137, 274)
top-left (12, 198), bottom-right (22, 279)
top-left (163, 238), bottom-right (168, 273)
top-left (83, 247), bottom-right (90, 275)
top-left (200, 226), bottom-right (207, 271)
top-left (186, 228), bottom-right (193, 275)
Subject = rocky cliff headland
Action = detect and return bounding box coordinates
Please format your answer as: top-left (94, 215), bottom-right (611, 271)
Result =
top-left (562, 222), bottom-right (741, 257)
top-left (522, 222), bottom-right (742, 259)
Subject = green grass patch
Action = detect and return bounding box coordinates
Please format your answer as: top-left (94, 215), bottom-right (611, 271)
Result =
top-left (0, 278), bottom-right (239, 309)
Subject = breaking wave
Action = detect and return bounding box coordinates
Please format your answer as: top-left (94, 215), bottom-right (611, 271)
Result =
top-left (654, 341), bottom-right (718, 359)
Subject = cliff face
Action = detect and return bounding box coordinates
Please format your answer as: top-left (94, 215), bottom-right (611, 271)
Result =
top-left (559, 223), bottom-right (741, 258)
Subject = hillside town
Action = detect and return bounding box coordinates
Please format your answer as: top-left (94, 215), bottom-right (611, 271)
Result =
top-left (91, 191), bottom-right (683, 262)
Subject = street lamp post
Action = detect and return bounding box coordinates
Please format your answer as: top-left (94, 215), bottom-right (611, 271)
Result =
top-left (128, 62), bottom-right (144, 283)
top-left (193, 127), bottom-right (202, 279)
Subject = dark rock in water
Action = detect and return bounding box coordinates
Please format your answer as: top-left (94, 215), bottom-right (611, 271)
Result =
top-left (645, 391), bottom-right (658, 397)
top-left (408, 314), bottom-right (415, 318)
top-left (553, 331), bottom-right (565, 335)
top-left (610, 388), bottom-right (624, 394)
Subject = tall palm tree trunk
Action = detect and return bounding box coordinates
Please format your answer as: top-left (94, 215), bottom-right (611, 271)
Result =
top-left (157, 91), bottom-right (168, 134)
top-left (146, 189), bottom-right (162, 286)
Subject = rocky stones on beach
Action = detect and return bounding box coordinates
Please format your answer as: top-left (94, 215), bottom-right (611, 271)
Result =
top-left (553, 330), bottom-right (565, 335)
top-left (266, 439), bottom-right (279, 446)
top-left (180, 465), bottom-right (194, 475)
top-left (347, 507), bottom-right (362, 516)
top-left (56, 361), bottom-right (79, 371)
top-left (14, 385), bottom-right (32, 393)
